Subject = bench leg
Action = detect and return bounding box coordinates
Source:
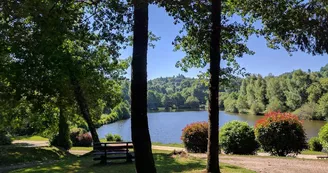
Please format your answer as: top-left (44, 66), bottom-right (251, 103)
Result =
top-left (100, 156), bottom-right (106, 164)
top-left (127, 153), bottom-right (133, 163)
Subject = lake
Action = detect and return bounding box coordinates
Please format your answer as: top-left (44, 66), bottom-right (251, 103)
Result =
top-left (97, 111), bottom-right (327, 144)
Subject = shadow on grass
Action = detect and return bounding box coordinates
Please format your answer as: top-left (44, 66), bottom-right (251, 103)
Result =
top-left (0, 145), bottom-right (70, 166)
top-left (10, 152), bottom-right (206, 173)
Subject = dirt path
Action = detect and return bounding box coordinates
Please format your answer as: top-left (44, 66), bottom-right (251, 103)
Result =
top-left (12, 140), bottom-right (49, 147)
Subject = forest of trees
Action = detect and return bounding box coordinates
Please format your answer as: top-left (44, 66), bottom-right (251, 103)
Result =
top-left (220, 64), bottom-right (328, 120)
top-left (121, 74), bottom-right (240, 111)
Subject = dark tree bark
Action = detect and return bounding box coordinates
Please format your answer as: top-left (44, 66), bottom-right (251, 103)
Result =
top-left (131, 0), bottom-right (157, 172)
top-left (69, 72), bottom-right (100, 143)
top-left (57, 105), bottom-right (71, 150)
top-left (207, 0), bottom-right (221, 172)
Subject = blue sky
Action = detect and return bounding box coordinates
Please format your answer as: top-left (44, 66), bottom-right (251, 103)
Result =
top-left (121, 5), bottom-right (328, 80)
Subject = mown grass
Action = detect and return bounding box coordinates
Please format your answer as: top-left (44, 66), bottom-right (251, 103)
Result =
top-left (12, 136), bottom-right (48, 141)
top-left (70, 147), bottom-right (93, 151)
top-left (301, 150), bottom-right (327, 155)
top-left (0, 146), bottom-right (70, 166)
top-left (9, 150), bottom-right (254, 173)
top-left (152, 142), bottom-right (184, 148)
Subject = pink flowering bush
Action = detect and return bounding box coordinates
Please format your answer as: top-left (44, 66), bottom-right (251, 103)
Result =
top-left (181, 122), bottom-right (208, 153)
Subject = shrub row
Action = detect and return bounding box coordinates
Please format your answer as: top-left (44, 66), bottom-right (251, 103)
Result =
top-left (106, 134), bottom-right (123, 142)
top-left (182, 111), bottom-right (310, 157)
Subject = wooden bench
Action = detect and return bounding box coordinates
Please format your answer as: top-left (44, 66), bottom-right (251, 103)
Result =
top-left (93, 142), bottom-right (134, 164)
top-left (317, 155), bottom-right (328, 159)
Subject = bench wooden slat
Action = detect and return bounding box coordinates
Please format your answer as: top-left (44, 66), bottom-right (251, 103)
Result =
top-left (93, 142), bottom-right (134, 164)
top-left (93, 151), bottom-right (133, 155)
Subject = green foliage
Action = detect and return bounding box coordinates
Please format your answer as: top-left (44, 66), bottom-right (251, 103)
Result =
top-left (219, 121), bottom-right (259, 155)
top-left (308, 137), bottom-right (323, 152)
top-left (106, 134), bottom-right (123, 142)
top-left (111, 101), bottom-right (131, 120)
top-left (185, 96), bottom-right (200, 108)
top-left (223, 92), bottom-right (238, 113)
top-left (181, 122), bottom-right (208, 153)
top-left (0, 132), bottom-right (12, 145)
top-left (249, 102), bottom-right (265, 115)
top-left (0, 0), bottom-right (129, 142)
top-left (319, 123), bottom-right (328, 150)
top-left (147, 90), bottom-right (161, 110)
top-left (293, 102), bottom-right (323, 120)
top-left (255, 112), bottom-right (307, 156)
top-left (307, 82), bottom-right (323, 103)
top-left (317, 93), bottom-right (328, 119)
top-left (266, 97), bottom-right (285, 112)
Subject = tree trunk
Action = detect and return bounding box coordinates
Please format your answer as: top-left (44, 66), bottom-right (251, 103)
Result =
top-left (207, 0), bottom-right (221, 172)
top-left (131, 0), bottom-right (157, 172)
top-left (69, 72), bottom-right (100, 144)
top-left (57, 105), bottom-right (72, 150)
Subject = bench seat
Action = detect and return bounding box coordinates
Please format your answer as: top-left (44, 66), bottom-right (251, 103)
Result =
top-left (92, 142), bottom-right (134, 164)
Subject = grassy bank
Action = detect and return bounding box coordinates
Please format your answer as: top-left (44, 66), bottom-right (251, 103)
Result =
top-left (9, 150), bottom-right (254, 173)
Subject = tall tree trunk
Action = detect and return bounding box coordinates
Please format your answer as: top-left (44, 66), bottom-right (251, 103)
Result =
top-left (57, 105), bottom-right (71, 150)
top-left (207, 0), bottom-right (221, 172)
top-left (131, 0), bottom-right (156, 172)
top-left (69, 72), bottom-right (100, 143)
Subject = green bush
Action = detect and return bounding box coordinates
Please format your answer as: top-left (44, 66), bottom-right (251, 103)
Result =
top-left (181, 122), bottom-right (208, 153)
top-left (255, 112), bottom-right (307, 156)
top-left (70, 128), bottom-right (87, 146)
top-left (308, 137), bottom-right (323, 151)
top-left (249, 102), bottom-right (265, 115)
top-left (106, 133), bottom-right (123, 142)
top-left (293, 103), bottom-right (323, 120)
top-left (319, 123), bottom-right (328, 150)
top-left (0, 132), bottom-right (12, 145)
top-left (113, 134), bottom-right (122, 142)
top-left (220, 121), bottom-right (259, 155)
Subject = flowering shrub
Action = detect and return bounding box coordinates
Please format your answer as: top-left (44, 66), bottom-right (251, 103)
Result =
top-left (308, 137), bottom-right (323, 151)
top-left (220, 121), bottom-right (259, 154)
top-left (70, 128), bottom-right (87, 146)
top-left (75, 133), bottom-right (93, 147)
top-left (255, 111), bottom-right (307, 156)
top-left (181, 122), bottom-right (208, 153)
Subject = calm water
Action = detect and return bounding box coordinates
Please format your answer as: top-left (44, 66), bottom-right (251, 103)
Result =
top-left (97, 111), bottom-right (327, 144)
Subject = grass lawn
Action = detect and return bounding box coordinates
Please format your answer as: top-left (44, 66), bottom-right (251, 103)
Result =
top-left (70, 147), bottom-right (93, 151)
top-left (301, 150), bottom-right (327, 155)
top-left (5, 148), bottom-right (254, 173)
top-left (152, 142), bottom-right (184, 148)
top-left (12, 136), bottom-right (48, 141)
top-left (0, 146), bottom-right (69, 166)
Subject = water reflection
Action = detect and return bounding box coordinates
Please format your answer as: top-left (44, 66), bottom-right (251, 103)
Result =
top-left (97, 111), bottom-right (327, 143)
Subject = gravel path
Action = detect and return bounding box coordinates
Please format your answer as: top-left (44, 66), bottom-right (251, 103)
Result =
top-left (219, 155), bottom-right (328, 173)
